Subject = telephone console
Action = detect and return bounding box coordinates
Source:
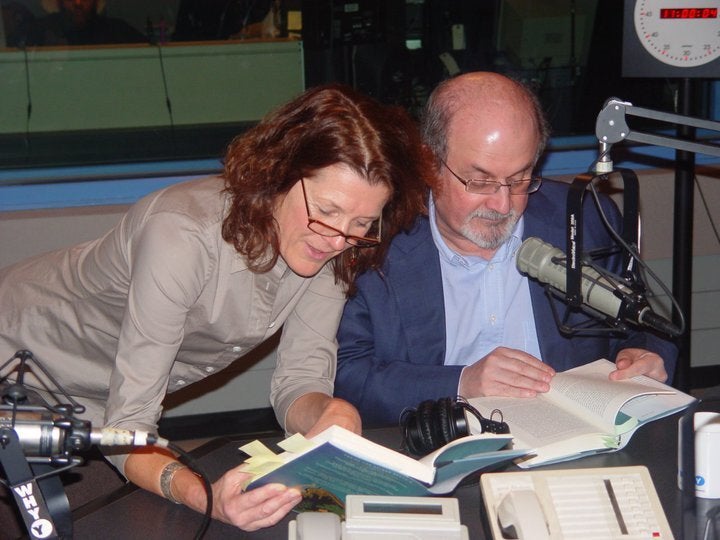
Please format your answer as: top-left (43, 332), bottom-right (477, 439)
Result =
top-left (480, 466), bottom-right (674, 539)
top-left (288, 494), bottom-right (468, 540)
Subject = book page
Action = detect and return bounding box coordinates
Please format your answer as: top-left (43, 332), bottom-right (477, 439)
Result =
top-left (467, 359), bottom-right (691, 467)
top-left (427, 448), bottom-right (529, 493)
top-left (468, 394), bottom-right (618, 467)
top-left (418, 433), bottom-right (513, 467)
top-left (543, 359), bottom-right (675, 430)
top-left (620, 391), bottom-right (695, 422)
top-left (468, 395), bottom-right (608, 450)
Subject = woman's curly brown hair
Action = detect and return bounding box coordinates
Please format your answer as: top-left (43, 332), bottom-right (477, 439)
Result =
top-left (222, 83), bottom-right (435, 295)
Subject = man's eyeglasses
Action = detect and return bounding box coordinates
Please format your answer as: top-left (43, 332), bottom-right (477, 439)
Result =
top-left (441, 160), bottom-right (542, 195)
top-left (300, 178), bottom-right (382, 248)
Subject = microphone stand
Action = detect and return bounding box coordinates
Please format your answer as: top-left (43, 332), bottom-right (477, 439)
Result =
top-left (0, 428), bottom-right (70, 539)
top-left (565, 167), bottom-right (640, 308)
top-left (1, 350), bottom-right (215, 539)
top-left (0, 351), bottom-right (88, 539)
top-left (543, 167), bottom-right (648, 337)
top-left (593, 97), bottom-right (720, 392)
top-left (673, 79), bottom-right (697, 395)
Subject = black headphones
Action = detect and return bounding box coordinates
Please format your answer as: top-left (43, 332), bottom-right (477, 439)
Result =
top-left (400, 396), bottom-right (510, 456)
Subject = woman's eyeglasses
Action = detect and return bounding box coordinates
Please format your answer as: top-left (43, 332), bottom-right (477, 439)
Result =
top-left (300, 178), bottom-right (382, 248)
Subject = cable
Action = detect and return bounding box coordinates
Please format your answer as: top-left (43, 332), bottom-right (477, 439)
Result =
top-left (588, 145), bottom-right (613, 174)
top-left (147, 16), bottom-right (176, 155)
top-left (1, 351), bottom-right (213, 539)
top-left (166, 441), bottom-right (214, 540)
top-left (22, 45), bottom-right (32, 163)
top-left (695, 173), bottom-right (720, 247)
top-left (585, 178), bottom-right (686, 336)
top-left (154, 37), bottom-right (177, 155)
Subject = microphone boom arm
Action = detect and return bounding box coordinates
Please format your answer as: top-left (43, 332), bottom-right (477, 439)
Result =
top-left (595, 96), bottom-right (720, 387)
top-left (596, 98), bottom-right (720, 159)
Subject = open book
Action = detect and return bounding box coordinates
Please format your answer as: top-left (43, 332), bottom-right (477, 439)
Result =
top-left (467, 358), bottom-right (695, 468)
top-left (239, 425), bottom-right (525, 516)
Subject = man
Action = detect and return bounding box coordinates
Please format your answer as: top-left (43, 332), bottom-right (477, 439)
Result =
top-left (335, 72), bottom-right (677, 427)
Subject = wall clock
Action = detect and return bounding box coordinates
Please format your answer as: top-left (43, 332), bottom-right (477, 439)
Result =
top-left (622, 0), bottom-right (720, 77)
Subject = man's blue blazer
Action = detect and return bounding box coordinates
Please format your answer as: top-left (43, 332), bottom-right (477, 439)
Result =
top-left (335, 179), bottom-right (678, 426)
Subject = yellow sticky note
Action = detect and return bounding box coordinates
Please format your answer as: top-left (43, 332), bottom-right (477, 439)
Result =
top-left (278, 433), bottom-right (315, 453)
top-left (239, 439), bottom-right (275, 458)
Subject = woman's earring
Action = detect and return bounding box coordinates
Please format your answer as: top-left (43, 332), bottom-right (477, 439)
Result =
top-left (349, 248), bottom-right (358, 267)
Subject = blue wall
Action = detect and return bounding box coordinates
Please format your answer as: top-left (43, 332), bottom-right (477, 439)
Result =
top-left (2, 144), bottom-right (718, 212)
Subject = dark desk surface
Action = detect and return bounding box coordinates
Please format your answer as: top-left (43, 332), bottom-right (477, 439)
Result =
top-left (71, 411), bottom-right (709, 539)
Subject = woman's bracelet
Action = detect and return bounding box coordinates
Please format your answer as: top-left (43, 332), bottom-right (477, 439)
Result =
top-left (160, 461), bottom-right (187, 504)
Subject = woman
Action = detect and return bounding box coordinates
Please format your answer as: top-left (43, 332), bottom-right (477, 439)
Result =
top-left (0, 84), bottom-right (434, 530)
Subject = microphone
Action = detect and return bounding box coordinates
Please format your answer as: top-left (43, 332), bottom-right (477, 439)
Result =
top-left (516, 236), bottom-right (681, 338)
top-left (0, 353), bottom-right (197, 540)
top-left (0, 407), bottom-right (169, 459)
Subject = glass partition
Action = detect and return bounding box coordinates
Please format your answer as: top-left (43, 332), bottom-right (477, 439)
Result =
top-left (0, 0), bottom-right (715, 173)
top-left (0, 0), bottom-right (299, 170)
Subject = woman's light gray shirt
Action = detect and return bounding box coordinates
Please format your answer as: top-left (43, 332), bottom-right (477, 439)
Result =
top-left (0, 176), bottom-right (345, 472)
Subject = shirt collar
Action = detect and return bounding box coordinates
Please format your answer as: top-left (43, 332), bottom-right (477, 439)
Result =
top-left (230, 247), bottom-right (289, 277)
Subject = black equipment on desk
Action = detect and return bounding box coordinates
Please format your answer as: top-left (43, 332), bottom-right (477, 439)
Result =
top-left (400, 396), bottom-right (509, 457)
top-left (0, 349), bottom-right (212, 540)
top-left (516, 166), bottom-right (683, 340)
top-left (0, 350), bottom-right (96, 539)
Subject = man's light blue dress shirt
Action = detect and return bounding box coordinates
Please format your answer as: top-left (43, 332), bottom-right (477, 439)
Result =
top-left (428, 195), bottom-right (543, 367)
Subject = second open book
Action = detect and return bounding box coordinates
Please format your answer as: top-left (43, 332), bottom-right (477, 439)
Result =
top-left (467, 358), bottom-right (696, 467)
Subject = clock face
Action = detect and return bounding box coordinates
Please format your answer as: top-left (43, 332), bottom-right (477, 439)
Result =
top-left (634, 0), bottom-right (720, 67)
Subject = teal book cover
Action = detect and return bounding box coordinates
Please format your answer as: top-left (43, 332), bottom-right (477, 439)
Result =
top-left (243, 427), bottom-right (524, 517)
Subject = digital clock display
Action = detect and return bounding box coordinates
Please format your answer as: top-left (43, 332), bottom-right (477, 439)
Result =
top-left (631, 0), bottom-right (720, 70)
top-left (660, 7), bottom-right (718, 18)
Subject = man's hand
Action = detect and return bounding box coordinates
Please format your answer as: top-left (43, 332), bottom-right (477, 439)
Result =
top-left (285, 393), bottom-right (361, 437)
top-left (610, 348), bottom-right (668, 382)
top-left (458, 347), bottom-right (555, 398)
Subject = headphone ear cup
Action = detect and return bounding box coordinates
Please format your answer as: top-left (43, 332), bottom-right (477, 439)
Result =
top-left (436, 397), bottom-right (455, 446)
top-left (417, 399), bottom-right (437, 454)
top-left (402, 398), bottom-right (473, 456)
top-left (452, 401), bottom-right (470, 438)
top-left (401, 407), bottom-right (422, 455)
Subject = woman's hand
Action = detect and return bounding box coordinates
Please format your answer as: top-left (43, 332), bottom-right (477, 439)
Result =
top-left (207, 467), bottom-right (302, 531)
top-left (126, 449), bottom-right (301, 532)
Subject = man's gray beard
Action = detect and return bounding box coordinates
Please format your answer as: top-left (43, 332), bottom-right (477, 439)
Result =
top-left (460, 209), bottom-right (518, 250)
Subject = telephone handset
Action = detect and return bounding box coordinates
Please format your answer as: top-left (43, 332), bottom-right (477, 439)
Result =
top-left (495, 490), bottom-right (550, 540)
top-left (288, 512), bottom-right (342, 540)
top-left (481, 467), bottom-right (675, 540)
